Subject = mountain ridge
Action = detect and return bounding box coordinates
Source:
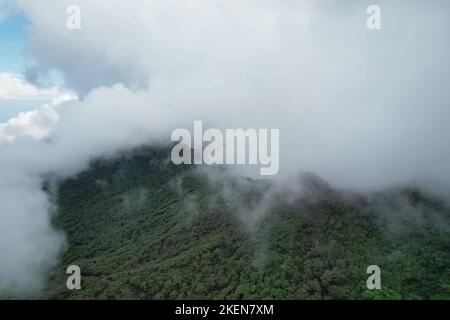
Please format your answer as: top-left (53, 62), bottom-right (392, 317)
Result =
top-left (38, 145), bottom-right (450, 299)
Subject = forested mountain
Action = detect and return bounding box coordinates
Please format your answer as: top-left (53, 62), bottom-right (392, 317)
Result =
top-left (41, 146), bottom-right (450, 299)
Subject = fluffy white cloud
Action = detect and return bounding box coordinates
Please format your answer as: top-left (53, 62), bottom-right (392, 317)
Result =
top-left (0, 73), bottom-right (77, 142)
top-left (0, 105), bottom-right (59, 142)
top-left (0, 73), bottom-right (74, 102)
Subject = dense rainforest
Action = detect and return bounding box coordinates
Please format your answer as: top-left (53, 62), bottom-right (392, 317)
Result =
top-left (40, 146), bottom-right (450, 299)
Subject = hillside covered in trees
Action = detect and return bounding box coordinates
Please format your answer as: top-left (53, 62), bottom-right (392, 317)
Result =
top-left (41, 146), bottom-right (450, 299)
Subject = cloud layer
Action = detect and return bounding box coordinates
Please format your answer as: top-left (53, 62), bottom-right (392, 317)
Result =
top-left (15, 0), bottom-right (450, 186)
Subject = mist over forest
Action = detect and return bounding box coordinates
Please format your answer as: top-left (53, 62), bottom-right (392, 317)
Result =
top-left (0, 0), bottom-right (449, 300)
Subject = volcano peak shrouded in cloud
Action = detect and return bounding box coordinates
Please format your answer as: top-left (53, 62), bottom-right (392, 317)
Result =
top-left (1, 0), bottom-right (450, 295)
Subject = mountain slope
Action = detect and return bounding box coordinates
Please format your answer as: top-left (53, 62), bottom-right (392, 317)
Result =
top-left (41, 146), bottom-right (450, 299)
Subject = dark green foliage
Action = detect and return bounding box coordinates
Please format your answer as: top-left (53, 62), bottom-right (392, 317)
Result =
top-left (41, 146), bottom-right (450, 299)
